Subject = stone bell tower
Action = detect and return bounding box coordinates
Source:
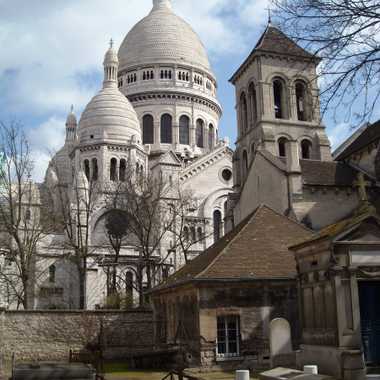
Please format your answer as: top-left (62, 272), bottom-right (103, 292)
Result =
top-left (229, 23), bottom-right (331, 193)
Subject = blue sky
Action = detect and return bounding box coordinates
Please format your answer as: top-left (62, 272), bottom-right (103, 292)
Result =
top-left (0, 0), bottom-right (357, 181)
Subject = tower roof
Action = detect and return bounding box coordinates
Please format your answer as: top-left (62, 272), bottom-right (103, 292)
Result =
top-left (118, 0), bottom-right (212, 74)
top-left (229, 25), bottom-right (319, 84)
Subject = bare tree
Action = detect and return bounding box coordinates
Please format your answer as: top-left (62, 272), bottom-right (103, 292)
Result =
top-left (273, 0), bottom-right (380, 125)
top-left (0, 121), bottom-right (51, 309)
top-left (48, 159), bottom-right (100, 310)
top-left (104, 165), bottom-right (200, 306)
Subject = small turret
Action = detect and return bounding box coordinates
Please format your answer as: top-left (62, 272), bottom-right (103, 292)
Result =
top-left (103, 39), bottom-right (119, 88)
top-left (66, 105), bottom-right (77, 143)
top-left (152, 0), bottom-right (172, 10)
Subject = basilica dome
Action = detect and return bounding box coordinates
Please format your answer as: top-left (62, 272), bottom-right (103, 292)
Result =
top-left (78, 46), bottom-right (141, 145)
top-left (118, 0), bottom-right (211, 73)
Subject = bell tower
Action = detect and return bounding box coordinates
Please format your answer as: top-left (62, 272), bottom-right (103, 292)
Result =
top-left (230, 24), bottom-right (331, 191)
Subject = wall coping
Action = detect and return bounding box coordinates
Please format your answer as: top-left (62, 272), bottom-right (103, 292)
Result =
top-left (2, 309), bottom-right (153, 315)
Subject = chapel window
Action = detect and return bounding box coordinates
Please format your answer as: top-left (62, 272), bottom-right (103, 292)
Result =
top-left (49, 265), bottom-right (56, 284)
top-left (119, 159), bottom-right (127, 182)
top-left (161, 114), bottom-right (173, 144)
top-left (248, 82), bottom-right (257, 125)
top-left (216, 315), bottom-right (240, 358)
top-left (84, 160), bottom-right (90, 181)
top-left (278, 137), bottom-right (288, 158)
top-left (208, 124), bottom-right (215, 150)
top-left (213, 210), bottom-right (222, 243)
top-left (110, 158), bottom-right (117, 181)
top-left (179, 115), bottom-right (190, 145)
top-left (125, 271), bottom-right (133, 304)
top-left (301, 139), bottom-right (312, 160)
top-left (92, 158), bottom-right (98, 181)
top-left (273, 78), bottom-right (287, 119)
top-left (295, 81), bottom-right (309, 121)
top-left (196, 119), bottom-right (204, 148)
top-left (143, 114), bottom-right (154, 145)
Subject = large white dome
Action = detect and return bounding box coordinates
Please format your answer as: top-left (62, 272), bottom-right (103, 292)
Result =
top-left (118, 0), bottom-right (211, 73)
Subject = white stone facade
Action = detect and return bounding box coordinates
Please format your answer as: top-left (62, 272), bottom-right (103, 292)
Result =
top-left (3, 0), bottom-right (232, 310)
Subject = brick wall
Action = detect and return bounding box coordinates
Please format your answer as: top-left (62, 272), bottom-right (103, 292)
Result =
top-left (0, 310), bottom-right (153, 362)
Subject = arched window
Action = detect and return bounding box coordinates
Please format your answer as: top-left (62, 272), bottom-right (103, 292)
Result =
top-left (278, 138), bottom-right (288, 158)
top-left (196, 119), bottom-right (204, 148)
top-left (301, 139), bottom-right (312, 159)
top-left (190, 226), bottom-right (196, 242)
top-left (184, 226), bottom-right (189, 241)
top-left (213, 210), bottom-right (222, 243)
top-left (49, 264), bottom-right (56, 283)
top-left (208, 124), bottom-right (215, 150)
top-left (92, 158), bottom-right (98, 181)
top-left (119, 159), bottom-right (127, 182)
top-left (143, 114), bottom-right (154, 145)
top-left (273, 78), bottom-right (287, 119)
top-left (161, 114), bottom-right (172, 144)
top-left (25, 209), bottom-right (31, 221)
top-left (110, 158), bottom-right (117, 181)
top-left (251, 142), bottom-right (256, 154)
top-left (295, 81), bottom-right (309, 121)
top-left (242, 150), bottom-right (249, 178)
top-left (197, 227), bottom-right (203, 242)
top-left (125, 271), bottom-right (133, 304)
top-left (240, 92), bottom-right (248, 134)
top-left (84, 160), bottom-right (90, 181)
top-left (179, 115), bottom-right (190, 145)
top-left (248, 83), bottom-right (257, 125)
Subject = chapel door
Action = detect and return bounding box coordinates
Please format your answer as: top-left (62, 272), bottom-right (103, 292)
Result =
top-left (359, 281), bottom-right (380, 365)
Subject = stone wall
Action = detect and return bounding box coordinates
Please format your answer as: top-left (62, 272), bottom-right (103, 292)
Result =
top-left (0, 309), bottom-right (153, 362)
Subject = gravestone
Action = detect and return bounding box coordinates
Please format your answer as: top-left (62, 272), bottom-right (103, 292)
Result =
top-left (269, 318), bottom-right (295, 368)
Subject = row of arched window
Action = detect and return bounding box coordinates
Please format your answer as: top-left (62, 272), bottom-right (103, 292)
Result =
top-left (183, 226), bottom-right (204, 243)
top-left (84, 158), bottom-right (98, 181)
top-left (278, 138), bottom-right (312, 160)
top-left (178, 71), bottom-right (190, 82)
top-left (142, 70), bottom-right (154, 81)
top-left (127, 73), bottom-right (137, 84)
top-left (142, 114), bottom-right (216, 149)
top-left (239, 78), bottom-right (312, 135)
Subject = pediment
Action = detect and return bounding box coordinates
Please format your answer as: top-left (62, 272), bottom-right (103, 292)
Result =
top-left (334, 216), bottom-right (380, 243)
top-left (154, 150), bottom-right (182, 167)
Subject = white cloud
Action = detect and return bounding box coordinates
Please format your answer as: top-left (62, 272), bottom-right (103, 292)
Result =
top-left (327, 122), bottom-right (353, 151)
top-left (0, 0), bottom-right (270, 181)
top-left (27, 117), bottom-right (66, 181)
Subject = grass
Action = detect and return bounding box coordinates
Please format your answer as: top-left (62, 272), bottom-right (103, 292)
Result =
top-left (104, 366), bottom-right (257, 380)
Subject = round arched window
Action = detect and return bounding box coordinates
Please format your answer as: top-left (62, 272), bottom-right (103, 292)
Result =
top-left (222, 169), bottom-right (232, 182)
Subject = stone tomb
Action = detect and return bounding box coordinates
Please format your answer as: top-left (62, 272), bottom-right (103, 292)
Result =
top-left (269, 318), bottom-right (296, 368)
top-left (12, 363), bottom-right (96, 380)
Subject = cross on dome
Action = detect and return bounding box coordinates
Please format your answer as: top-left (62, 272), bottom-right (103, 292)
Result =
top-left (109, 38), bottom-right (114, 49)
top-left (152, 0), bottom-right (172, 10)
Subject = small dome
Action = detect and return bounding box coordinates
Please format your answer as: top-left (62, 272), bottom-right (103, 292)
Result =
top-left (118, 0), bottom-right (211, 73)
top-left (78, 45), bottom-right (141, 145)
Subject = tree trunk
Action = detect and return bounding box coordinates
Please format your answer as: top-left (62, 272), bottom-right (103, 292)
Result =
top-left (78, 259), bottom-right (87, 310)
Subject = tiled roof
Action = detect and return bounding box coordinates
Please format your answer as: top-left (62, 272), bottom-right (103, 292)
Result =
top-left (254, 26), bottom-right (316, 60)
top-left (153, 205), bottom-right (313, 291)
top-left (334, 120), bottom-right (380, 160)
top-left (230, 25), bottom-right (318, 83)
top-left (300, 160), bottom-right (357, 186)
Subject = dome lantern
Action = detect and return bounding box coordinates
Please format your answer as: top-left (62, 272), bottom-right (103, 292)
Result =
top-left (65, 105), bottom-right (77, 143)
top-left (152, 0), bottom-right (172, 10)
top-left (103, 39), bottom-right (119, 88)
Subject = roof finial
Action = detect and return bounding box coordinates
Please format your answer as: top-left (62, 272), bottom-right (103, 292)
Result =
top-left (70, 104), bottom-right (74, 113)
top-left (153, 0), bottom-right (172, 10)
top-left (109, 38), bottom-right (114, 49)
top-left (266, 6), bottom-right (272, 25)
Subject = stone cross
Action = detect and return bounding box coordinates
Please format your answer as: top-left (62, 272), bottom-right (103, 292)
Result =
top-left (354, 172), bottom-right (371, 202)
top-left (109, 38), bottom-right (114, 49)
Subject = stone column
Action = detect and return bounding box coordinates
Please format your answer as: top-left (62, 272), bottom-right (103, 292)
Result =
top-left (190, 122), bottom-right (196, 147)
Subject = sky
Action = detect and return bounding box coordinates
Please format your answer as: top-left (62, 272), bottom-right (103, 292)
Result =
top-left (0, 0), bottom-right (356, 181)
